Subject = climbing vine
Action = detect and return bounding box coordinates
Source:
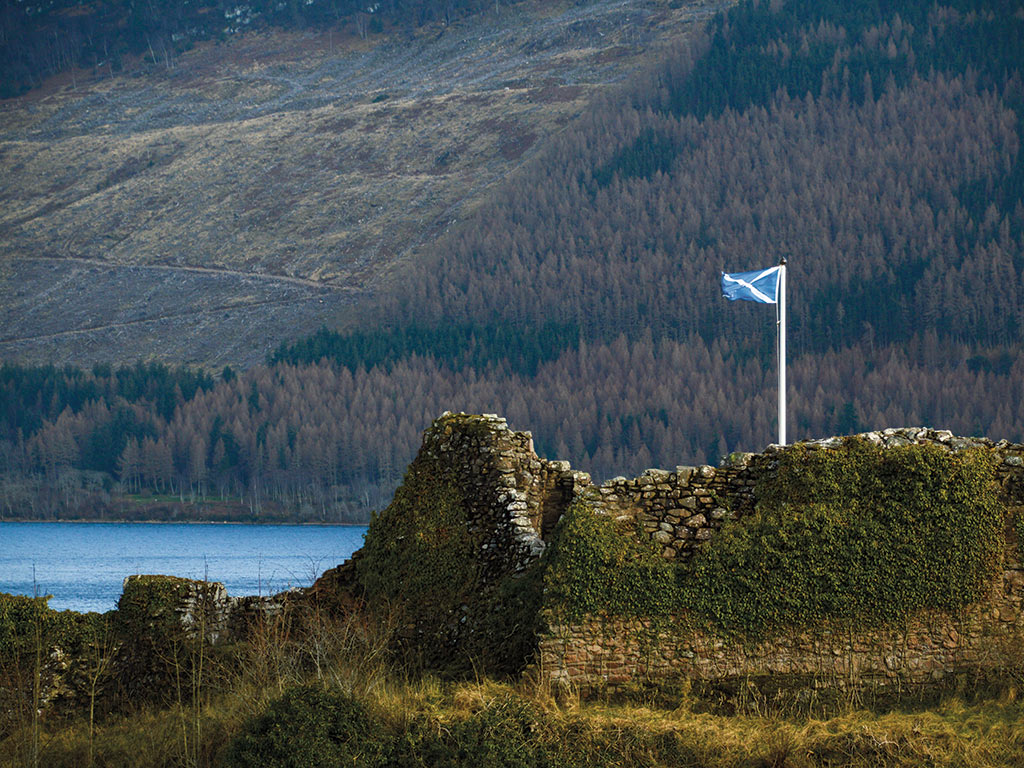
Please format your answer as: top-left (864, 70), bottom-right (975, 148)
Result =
top-left (0, 593), bottom-right (102, 663)
top-left (684, 440), bottom-right (1005, 637)
top-left (357, 434), bottom-right (542, 673)
top-left (1015, 507), bottom-right (1024, 558)
top-left (543, 501), bottom-right (677, 624)
top-left (358, 460), bottom-right (478, 643)
top-left (542, 441), bottom-right (1005, 640)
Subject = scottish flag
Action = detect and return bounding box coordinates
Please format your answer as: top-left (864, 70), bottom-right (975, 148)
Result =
top-left (721, 266), bottom-right (781, 304)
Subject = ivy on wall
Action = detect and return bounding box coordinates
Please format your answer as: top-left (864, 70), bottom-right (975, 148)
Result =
top-left (543, 501), bottom-right (676, 624)
top-left (542, 440), bottom-right (1006, 639)
top-left (358, 462), bottom-right (477, 630)
top-left (356, 447), bottom-right (543, 674)
top-left (113, 575), bottom-right (214, 704)
top-left (0, 593), bottom-right (103, 664)
top-left (1015, 507), bottom-right (1024, 559)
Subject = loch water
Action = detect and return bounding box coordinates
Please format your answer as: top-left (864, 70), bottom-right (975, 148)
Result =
top-left (0, 522), bottom-right (367, 613)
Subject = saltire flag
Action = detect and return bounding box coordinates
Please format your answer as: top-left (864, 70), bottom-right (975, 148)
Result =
top-left (721, 266), bottom-right (781, 304)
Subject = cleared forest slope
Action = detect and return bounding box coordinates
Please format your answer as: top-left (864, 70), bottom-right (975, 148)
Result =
top-left (0, 0), bottom-right (722, 367)
top-left (2, 0), bottom-right (1022, 522)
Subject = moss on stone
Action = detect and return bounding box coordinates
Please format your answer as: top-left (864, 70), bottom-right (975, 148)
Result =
top-left (541, 440), bottom-right (1005, 642)
top-left (1015, 507), bottom-right (1024, 558)
top-left (0, 592), bottom-right (103, 664)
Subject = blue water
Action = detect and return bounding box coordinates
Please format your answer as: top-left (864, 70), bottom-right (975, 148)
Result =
top-left (0, 522), bottom-right (367, 614)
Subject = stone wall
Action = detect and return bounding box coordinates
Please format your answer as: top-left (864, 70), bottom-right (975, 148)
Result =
top-left (538, 556), bottom-right (1024, 697)
top-left (17, 414), bottom-right (1022, 712)
top-left (118, 419), bottom-right (1024, 698)
top-left (535, 427), bottom-right (1024, 696)
top-left (118, 574), bottom-right (294, 646)
top-left (580, 428), bottom-right (1024, 566)
top-left (397, 416), bottom-right (1024, 695)
top-left (417, 411), bottom-right (589, 584)
top-left (579, 456), bottom-right (762, 563)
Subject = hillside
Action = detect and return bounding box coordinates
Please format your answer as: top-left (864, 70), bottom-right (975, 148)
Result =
top-left (275, 0), bottom-right (1024, 478)
top-left (1, 0), bottom-right (1022, 522)
top-left (0, 0), bottom-right (722, 368)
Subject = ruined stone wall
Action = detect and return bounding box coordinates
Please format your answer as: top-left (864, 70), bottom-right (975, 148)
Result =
top-left (536, 427), bottom-right (1024, 695)
top-left (23, 415), bottom-right (1022, 709)
top-left (580, 428), bottom-right (1024, 566)
top-left (538, 556), bottom-right (1024, 697)
top-left (579, 457), bottom-right (761, 562)
top-left (397, 416), bottom-right (1024, 694)
top-left (418, 412), bottom-right (588, 583)
top-left (116, 575), bottom-right (293, 646)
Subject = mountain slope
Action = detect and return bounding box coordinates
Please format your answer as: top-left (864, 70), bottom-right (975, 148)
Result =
top-left (2, 0), bottom-right (1022, 522)
top-left (0, 0), bottom-right (723, 367)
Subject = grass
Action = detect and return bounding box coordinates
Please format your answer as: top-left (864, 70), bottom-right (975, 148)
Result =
top-left (3, 606), bottom-right (1022, 768)
top-left (6, 681), bottom-right (1023, 768)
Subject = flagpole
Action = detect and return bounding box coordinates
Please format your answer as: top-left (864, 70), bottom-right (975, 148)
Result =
top-left (778, 257), bottom-right (787, 446)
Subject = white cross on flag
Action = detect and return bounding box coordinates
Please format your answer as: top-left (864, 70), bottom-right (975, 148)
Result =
top-left (720, 266), bottom-right (781, 303)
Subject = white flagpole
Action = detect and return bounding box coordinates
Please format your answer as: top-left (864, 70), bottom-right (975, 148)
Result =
top-left (778, 257), bottom-right (787, 446)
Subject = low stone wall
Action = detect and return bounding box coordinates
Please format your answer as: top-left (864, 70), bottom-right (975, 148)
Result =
top-left (534, 426), bottom-right (1024, 695)
top-left (538, 556), bottom-right (1024, 696)
top-left (117, 574), bottom-right (294, 646)
top-left (579, 457), bottom-right (761, 562)
top-left (579, 428), bottom-right (1024, 565)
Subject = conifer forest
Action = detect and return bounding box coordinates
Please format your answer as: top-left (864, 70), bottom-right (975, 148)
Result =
top-left (1, 0), bottom-right (1022, 521)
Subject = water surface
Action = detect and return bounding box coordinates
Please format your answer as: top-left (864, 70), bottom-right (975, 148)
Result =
top-left (0, 522), bottom-right (367, 613)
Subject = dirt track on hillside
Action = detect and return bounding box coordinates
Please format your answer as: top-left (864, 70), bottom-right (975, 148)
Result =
top-left (0, 0), bottom-right (726, 367)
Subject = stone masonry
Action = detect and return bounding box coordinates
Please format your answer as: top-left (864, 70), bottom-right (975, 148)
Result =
top-left (408, 416), bottom-right (1024, 696)
top-left (418, 411), bottom-right (590, 585)
top-left (33, 415), bottom-right (1020, 706)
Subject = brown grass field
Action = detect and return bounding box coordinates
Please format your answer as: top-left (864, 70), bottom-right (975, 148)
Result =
top-left (2, 608), bottom-right (1022, 768)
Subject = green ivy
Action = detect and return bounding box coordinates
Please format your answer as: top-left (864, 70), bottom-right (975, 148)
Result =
top-left (358, 440), bottom-right (543, 673)
top-left (358, 461), bottom-right (478, 638)
top-left (1015, 507), bottom-right (1024, 559)
top-left (0, 592), bottom-right (102, 663)
top-left (540, 441), bottom-right (1005, 640)
top-left (115, 575), bottom-right (198, 646)
top-left (542, 501), bottom-right (678, 624)
top-left (683, 440), bottom-right (1005, 637)
top-left (113, 575), bottom-right (209, 703)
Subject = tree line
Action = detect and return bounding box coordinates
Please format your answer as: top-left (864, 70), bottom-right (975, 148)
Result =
top-left (3, 0), bottom-right (1023, 521)
top-left (2, 334), bottom-right (1023, 522)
